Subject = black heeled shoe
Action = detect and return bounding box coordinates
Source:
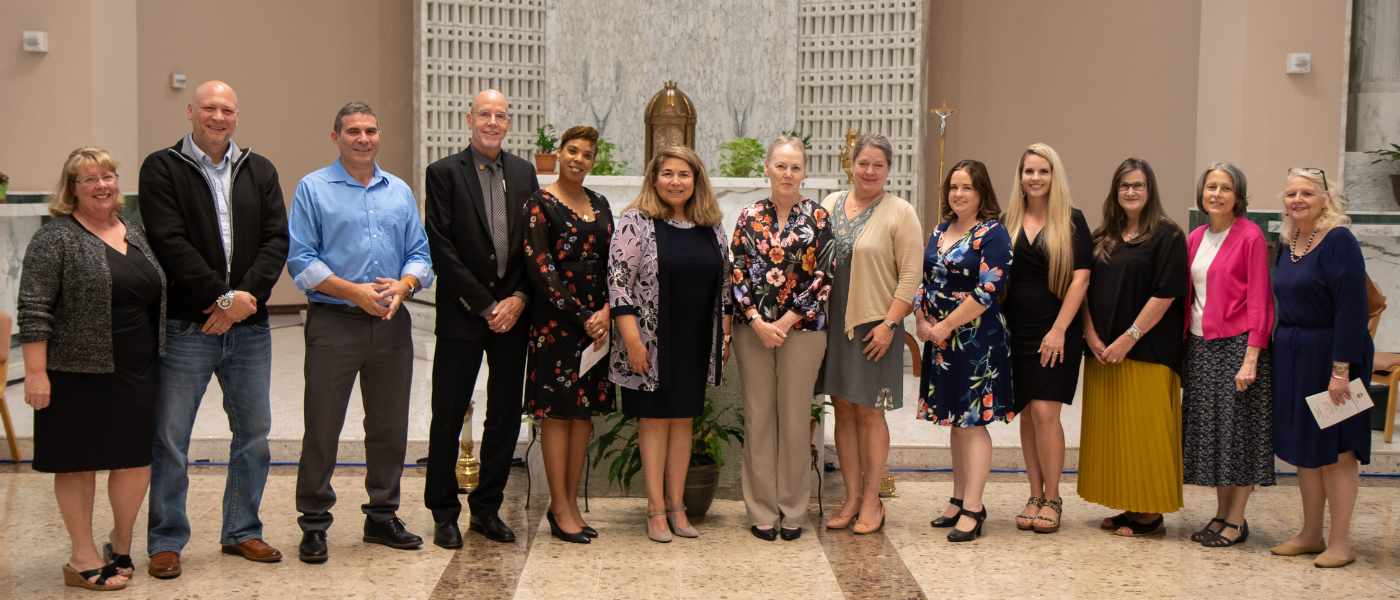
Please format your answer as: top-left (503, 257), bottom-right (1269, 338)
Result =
top-left (947, 506), bottom-right (987, 543)
top-left (546, 510), bottom-right (591, 544)
top-left (580, 525), bottom-right (599, 538)
top-left (930, 497), bottom-right (964, 528)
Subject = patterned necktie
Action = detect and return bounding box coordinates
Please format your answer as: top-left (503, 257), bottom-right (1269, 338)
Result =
top-left (485, 162), bottom-right (509, 277)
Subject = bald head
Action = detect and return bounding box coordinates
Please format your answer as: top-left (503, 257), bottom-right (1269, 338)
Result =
top-left (467, 89), bottom-right (510, 158)
top-left (188, 80), bottom-right (240, 160)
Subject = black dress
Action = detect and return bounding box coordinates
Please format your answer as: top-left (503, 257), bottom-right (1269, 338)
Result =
top-left (621, 220), bottom-right (721, 419)
top-left (33, 242), bottom-right (161, 473)
top-left (522, 189), bottom-right (615, 420)
top-left (1003, 209), bottom-right (1093, 411)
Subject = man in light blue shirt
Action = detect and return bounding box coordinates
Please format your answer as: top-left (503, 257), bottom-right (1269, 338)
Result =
top-left (286, 102), bottom-right (432, 563)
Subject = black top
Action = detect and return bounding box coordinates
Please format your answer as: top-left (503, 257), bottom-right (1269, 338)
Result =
top-left (655, 220), bottom-right (723, 389)
top-left (1085, 220), bottom-right (1189, 374)
top-left (1003, 208), bottom-right (1093, 354)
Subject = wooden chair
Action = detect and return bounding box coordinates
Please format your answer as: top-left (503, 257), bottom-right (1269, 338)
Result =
top-left (1367, 275), bottom-right (1397, 443)
top-left (0, 311), bottom-right (17, 462)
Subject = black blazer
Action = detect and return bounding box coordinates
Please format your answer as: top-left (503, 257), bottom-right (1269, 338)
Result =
top-left (425, 147), bottom-right (540, 340)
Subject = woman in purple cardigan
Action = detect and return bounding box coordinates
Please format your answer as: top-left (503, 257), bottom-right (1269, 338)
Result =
top-left (1181, 162), bottom-right (1275, 548)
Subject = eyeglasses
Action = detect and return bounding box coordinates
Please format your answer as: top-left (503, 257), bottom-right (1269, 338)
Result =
top-left (1117, 182), bottom-right (1147, 193)
top-left (1288, 167), bottom-right (1328, 192)
top-left (472, 111), bottom-right (511, 124)
top-left (74, 173), bottom-right (119, 188)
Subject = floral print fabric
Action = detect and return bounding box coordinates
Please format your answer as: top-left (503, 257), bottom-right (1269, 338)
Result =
top-left (522, 189), bottom-right (615, 419)
top-left (916, 220), bottom-right (1015, 426)
top-left (729, 198), bottom-right (834, 329)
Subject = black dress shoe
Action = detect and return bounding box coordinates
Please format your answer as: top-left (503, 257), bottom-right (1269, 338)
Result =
top-left (546, 510), bottom-right (591, 544)
top-left (580, 525), bottom-right (599, 538)
top-left (363, 517), bottom-right (424, 549)
top-left (433, 521), bottom-right (463, 549)
top-left (751, 526), bottom-right (778, 541)
top-left (469, 514), bottom-right (517, 543)
top-left (780, 527), bottom-right (802, 541)
top-left (298, 531), bottom-right (328, 564)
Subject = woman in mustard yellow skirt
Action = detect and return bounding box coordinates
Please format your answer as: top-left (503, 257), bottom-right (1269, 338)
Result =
top-left (1079, 158), bottom-right (1189, 536)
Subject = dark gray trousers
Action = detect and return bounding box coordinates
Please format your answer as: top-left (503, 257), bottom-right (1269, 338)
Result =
top-left (295, 302), bottom-right (414, 532)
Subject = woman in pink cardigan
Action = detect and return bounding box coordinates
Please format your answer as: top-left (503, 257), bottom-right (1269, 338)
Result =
top-left (1181, 162), bottom-right (1275, 548)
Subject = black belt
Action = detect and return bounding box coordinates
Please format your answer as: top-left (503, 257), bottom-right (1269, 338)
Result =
top-left (311, 301), bottom-right (373, 317)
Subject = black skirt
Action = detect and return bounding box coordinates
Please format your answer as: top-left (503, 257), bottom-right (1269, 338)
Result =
top-left (32, 243), bottom-right (161, 473)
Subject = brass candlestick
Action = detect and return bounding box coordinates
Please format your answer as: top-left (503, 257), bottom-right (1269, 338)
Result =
top-left (455, 400), bottom-right (480, 492)
top-left (879, 469), bottom-right (899, 498)
top-left (840, 126), bottom-right (859, 184)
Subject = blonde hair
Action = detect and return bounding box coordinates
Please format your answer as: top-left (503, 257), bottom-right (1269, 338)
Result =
top-left (1003, 143), bottom-right (1076, 298)
top-left (1278, 169), bottom-right (1349, 242)
top-left (50, 146), bottom-right (124, 219)
top-left (627, 145), bottom-right (722, 227)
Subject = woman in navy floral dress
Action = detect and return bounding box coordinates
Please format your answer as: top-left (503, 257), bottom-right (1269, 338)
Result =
top-left (522, 126), bottom-right (615, 543)
top-left (914, 160), bottom-right (1014, 542)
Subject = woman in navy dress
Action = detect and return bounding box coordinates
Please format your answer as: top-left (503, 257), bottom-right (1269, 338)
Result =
top-left (914, 160), bottom-right (1013, 542)
top-left (1270, 168), bottom-right (1371, 569)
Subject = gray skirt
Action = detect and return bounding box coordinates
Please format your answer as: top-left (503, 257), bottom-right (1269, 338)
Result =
top-left (814, 260), bottom-right (904, 410)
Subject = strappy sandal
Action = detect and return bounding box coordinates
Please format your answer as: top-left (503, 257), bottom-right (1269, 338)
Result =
top-left (63, 563), bottom-right (127, 591)
top-left (1114, 515), bottom-right (1165, 537)
top-left (1200, 520), bottom-right (1248, 547)
top-left (103, 542), bottom-right (135, 576)
top-left (1190, 518), bottom-right (1226, 543)
top-left (1015, 497), bottom-right (1043, 531)
top-left (1033, 498), bottom-right (1063, 534)
top-left (1100, 512), bottom-right (1132, 530)
top-left (931, 497), bottom-right (964, 528)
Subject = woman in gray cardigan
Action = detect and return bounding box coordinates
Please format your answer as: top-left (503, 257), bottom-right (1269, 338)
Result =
top-left (18, 147), bottom-right (165, 591)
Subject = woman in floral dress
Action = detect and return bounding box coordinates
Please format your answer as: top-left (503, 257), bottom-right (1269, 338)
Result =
top-left (914, 159), bottom-right (1014, 543)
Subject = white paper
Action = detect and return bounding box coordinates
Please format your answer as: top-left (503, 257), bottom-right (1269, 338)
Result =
top-left (580, 333), bottom-right (609, 375)
top-left (1306, 378), bottom-right (1374, 429)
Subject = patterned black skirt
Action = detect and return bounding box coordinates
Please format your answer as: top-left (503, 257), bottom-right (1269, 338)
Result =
top-left (1182, 333), bottom-right (1276, 487)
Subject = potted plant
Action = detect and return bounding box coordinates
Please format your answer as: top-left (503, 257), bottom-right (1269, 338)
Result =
top-left (1364, 143), bottom-right (1400, 208)
top-left (589, 137), bottom-right (628, 176)
top-left (535, 124), bottom-right (558, 174)
top-left (810, 399), bottom-right (831, 453)
top-left (716, 137), bottom-right (765, 178)
top-left (780, 129), bottom-right (813, 151)
top-left (0, 170), bottom-right (8, 202)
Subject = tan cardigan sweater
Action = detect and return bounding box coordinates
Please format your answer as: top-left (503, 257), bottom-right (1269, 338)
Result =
top-left (821, 191), bottom-right (925, 339)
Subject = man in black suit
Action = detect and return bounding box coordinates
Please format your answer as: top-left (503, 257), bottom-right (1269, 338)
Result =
top-left (423, 89), bottom-right (540, 547)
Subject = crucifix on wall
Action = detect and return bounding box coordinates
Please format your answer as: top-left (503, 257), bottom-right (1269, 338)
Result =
top-left (931, 99), bottom-right (956, 219)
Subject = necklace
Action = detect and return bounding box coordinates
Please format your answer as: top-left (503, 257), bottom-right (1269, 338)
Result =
top-left (846, 190), bottom-right (881, 217)
top-left (1290, 228), bottom-right (1318, 263)
top-left (552, 188), bottom-right (593, 222)
top-left (1125, 230), bottom-right (1139, 240)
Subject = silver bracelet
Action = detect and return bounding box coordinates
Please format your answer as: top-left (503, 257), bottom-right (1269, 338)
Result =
top-left (1127, 324), bottom-right (1144, 340)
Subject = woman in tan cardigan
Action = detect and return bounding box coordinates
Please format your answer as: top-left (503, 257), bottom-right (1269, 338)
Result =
top-left (816, 134), bottom-right (924, 534)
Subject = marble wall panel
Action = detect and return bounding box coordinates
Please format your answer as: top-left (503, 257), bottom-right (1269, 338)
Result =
top-left (0, 216), bottom-right (44, 337)
top-left (1359, 234), bottom-right (1400, 352)
top-left (543, 0), bottom-right (800, 176)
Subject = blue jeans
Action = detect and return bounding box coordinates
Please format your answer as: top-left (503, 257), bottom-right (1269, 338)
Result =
top-left (148, 318), bottom-right (273, 554)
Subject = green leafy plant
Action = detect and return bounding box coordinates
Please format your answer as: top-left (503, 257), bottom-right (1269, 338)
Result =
top-left (588, 393), bottom-right (744, 495)
top-left (535, 124), bottom-right (558, 154)
top-left (1365, 144), bottom-right (1400, 171)
top-left (716, 137), bottom-right (766, 177)
top-left (780, 130), bottom-right (813, 150)
top-left (590, 137), bottom-right (628, 176)
top-left (810, 399), bottom-right (832, 424)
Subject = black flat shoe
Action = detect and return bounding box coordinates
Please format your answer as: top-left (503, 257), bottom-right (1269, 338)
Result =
top-left (931, 497), bottom-right (964, 528)
top-left (780, 527), bottom-right (802, 541)
top-left (1191, 518), bottom-right (1226, 543)
top-left (1113, 515), bottom-right (1165, 537)
top-left (580, 525), bottom-right (599, 538)
top-left (547, 510), bottom-right (591, 544)
top-left (433, 521), bottom-right (463, 549)
top-left (363, 517), bottom-right (423, 549)
top-left (1201, 520), bottom-right (1248, 548)
top-left (468, 514), bottom-right (517, 543)
top-left (299, 530), bottom-right (328, 563)
top-left (751, 526), bottom-right (778, 541)
top-left (947, 506), bottom-right (987, 543)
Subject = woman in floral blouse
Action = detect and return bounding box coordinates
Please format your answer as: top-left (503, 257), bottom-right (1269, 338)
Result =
top-left (730, 136), bottom-right (833, 541)
top-left (522, 126), bottom-right (614, 543)
top-left (914, 159), bottom-right (1013, 543)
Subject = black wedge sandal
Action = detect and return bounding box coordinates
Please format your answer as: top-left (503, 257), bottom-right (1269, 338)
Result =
top-left (931, 497), bottom-right (964, 528)
top-left (63, 563), bottom-right (127, 591)
top-left (1190, 518), bottom-right (1226, 543)
top-left (1200, 520), bottom-right (1248, 548)
top-left (103, 543), bottom-right (135, 576)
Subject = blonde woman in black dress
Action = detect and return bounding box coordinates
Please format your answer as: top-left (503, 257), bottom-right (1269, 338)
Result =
top-left (523, 126), bottom-right (614, 544)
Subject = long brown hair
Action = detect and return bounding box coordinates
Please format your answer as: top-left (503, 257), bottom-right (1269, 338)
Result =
top-left (1002, 143), bottom-right (1076, 298)
top-left (1092, 157), bottom-right (1174, 261)
top-left (939, 160), bottom-right (1000, 224)
top-left (626, 145), bottom-right (722, 227)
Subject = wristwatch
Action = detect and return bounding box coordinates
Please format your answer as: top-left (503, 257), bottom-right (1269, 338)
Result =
top-left (216, 290), bottom-right (236, 310)
top-left (1127, 324), bottom-right (1144, 340)
top-left (885, 320), bottom-right (898, 331)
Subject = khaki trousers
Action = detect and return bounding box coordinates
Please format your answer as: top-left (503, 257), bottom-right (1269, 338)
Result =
top-left (733, 326), bottom-right (828, 528)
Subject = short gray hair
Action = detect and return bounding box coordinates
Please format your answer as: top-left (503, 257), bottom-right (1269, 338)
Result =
top-left (334, 102), bottom-right (376, 133)
top-left (765, 135), bottom-right (808, 165)
top-left (852, 133), bottom-right (893, 165)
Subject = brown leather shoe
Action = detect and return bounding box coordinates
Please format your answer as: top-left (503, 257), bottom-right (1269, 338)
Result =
top-left (148, 551), bottom-right (182, 579)
top-left (220, 539), bottom-right (283, 563)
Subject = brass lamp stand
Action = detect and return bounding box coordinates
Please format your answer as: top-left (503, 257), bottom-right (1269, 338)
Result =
top-left (455, 400), bottom-right (480, 493)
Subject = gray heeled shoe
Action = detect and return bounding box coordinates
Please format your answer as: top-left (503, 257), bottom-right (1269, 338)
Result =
top-left (647, 511), bottom-right (672, 543)
top-left (666, 507), bottom-right (699, 538)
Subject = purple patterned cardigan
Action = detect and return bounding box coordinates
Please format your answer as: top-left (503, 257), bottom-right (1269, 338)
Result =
top-left (607, 208), bottom-right (733, 391)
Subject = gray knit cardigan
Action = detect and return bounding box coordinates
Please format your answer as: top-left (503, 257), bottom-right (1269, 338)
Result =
top-left (18, 216), bottom-right (167, 373)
